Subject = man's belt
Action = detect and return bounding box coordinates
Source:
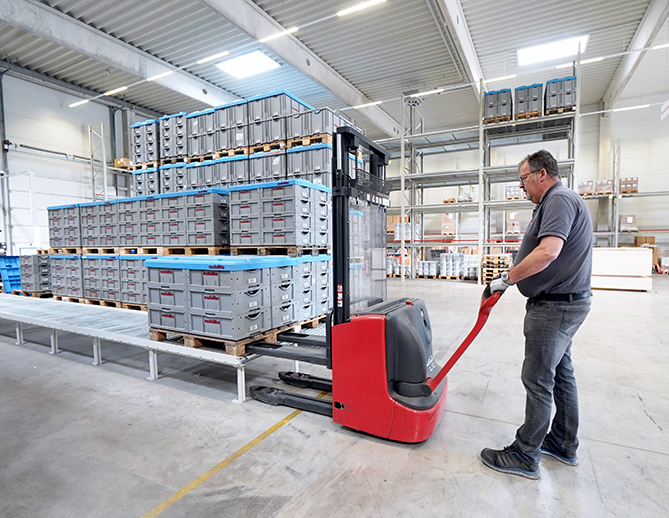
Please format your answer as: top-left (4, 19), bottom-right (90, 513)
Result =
top-left (529, 291), bottom-right (591, 303)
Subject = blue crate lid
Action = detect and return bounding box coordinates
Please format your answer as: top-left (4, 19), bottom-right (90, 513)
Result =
top-left (132, 167), bottom-right (157, 175)
top-left (350, 263), bottom-right (365, 270)
top-left (486, 88), bottom-right (512, 95)
top-left (159, 162), bottom-right (188, 170)
top-left (228, 178), bottom-right (331, 193)
top-left (245, 90), bottom-right (314, 110)
top-left (213, 154), bottom-right (249, 164)
top-left (130, 119), bottom-right (159, 128)
top-left (119, 254), bottom-right (160, 260)
top-left (47, 203), bottom-right (80, 210)
top-left (547, 76), bottom-right (576, 83)
top-left (286, 143), bottom-right (333, 154)
top-left (187, 107), bottom-right (216, 118)
top-left (157, 188), bottom-right (230, 198)
top-left (516, 83), bottom-right (543, 90)
top-left (159, 111), bottom-right (188, 120)
top-left (248, 149), bottom-right (286, 160)
top-left (144, 255), bottom-right (298, 271)
top-left (82, 254), bottom-right (118, 260)
top-left (49, 254), bottom-right (81, 259)
top-left (298, 254), bottom-right (333, 263)
top-left (213, 98), bottom-right (248, 110)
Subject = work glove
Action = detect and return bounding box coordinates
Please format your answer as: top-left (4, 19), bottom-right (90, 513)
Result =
top-left (483, 271), bottom-right (513, 300)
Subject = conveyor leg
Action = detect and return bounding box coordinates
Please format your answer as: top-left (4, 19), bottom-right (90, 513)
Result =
top-left (148, 349), bottom-right (158, 380)
top-left (50, 329), bottom-right (59, 355)
top-left (92, 337), bottom-right (102, 365)
top-left (293, 360), bottom-right (300, 373)
top-left (15, 322), bottom-right (23, 345)
top-left (234, 365), bottom-right (246, 404)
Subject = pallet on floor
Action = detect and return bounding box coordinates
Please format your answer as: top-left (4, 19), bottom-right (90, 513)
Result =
top-left (11, 290), bottom-right (53, 298)
top-left (438, 275), bottom-right (463, 280)
top-left (54, 295), bottom-right (84, 303)
top-left (483, 116), bottom-right (512, 124)
top-left (121, 302), bottom-right (147, 311)
top-left (545, 106), bottom-right (575, 116)
top-left (49, 247), bottom-right (81, 255)
top-left (249, 141), bottom-right (286, 154)
top-left (287, 133), bottom-right (333, 149)
top-left (417, 274), bottom-right (439, 279)
top-left (82, 247), bottom-right (116, 255)
top-left (515, 111), bottom-right (541, 120)
top-left (230, 246), bottom-right (328, 257)
top-left (83, 298), bottom-right (122, 308)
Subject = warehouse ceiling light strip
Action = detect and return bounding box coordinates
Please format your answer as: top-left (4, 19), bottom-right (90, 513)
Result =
top-left (556, 56), bottom-right (603, 69)
top-left (216, 51), bottom-right (280, 79)
top-left (337, 0), bottom-right (386, 17)
top-left (146, 71), bottom-right (174, 81)
top-left (352, 101), bottom-right (382, 109)
top-left (484, 74), bottom-right (516, 84)
top-left (517, 35), bottom-right (589, 66)
top-left (103, 86), bottom-right (128, 96)
top-left (68, 99), bottom-right (89, 108)
top-left (259, 27), bottom-right (299, 43)
top-left (197, 51), bottom-right (230, 65)
top-left (409, 88), bottom-right (444, 98)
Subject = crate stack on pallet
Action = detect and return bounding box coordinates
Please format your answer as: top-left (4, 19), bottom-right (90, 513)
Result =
top-left (484, 89), bottom-right (513, 123)
top-left (18, 255), bottom-right (51, 296)
top-left (481, 254), bottom-right (512, 283)
top-left (131, 119), bottom-right (160, 167)
top-left (514, 84), bottom-right (542, 120)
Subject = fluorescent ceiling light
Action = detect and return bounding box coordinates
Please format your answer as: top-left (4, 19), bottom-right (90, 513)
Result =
top-left (259, 27), bottom-right (298, 43)
top-left (352, 101), bottom-right (382, 109)
top-left (197, 51), bottom-right (230, 65)
top-left (337, 0), bottom-right (386, 17)
top-left (146, 71), bottom-right (174, 82)
top-left (103, 86), bottom-right (128, 96)
top-left (612, 104), bottom-right (650, 112)
top-left (409, 88), bottom-right (444, 98)
top-left (652, 42), bottom-right (669, 50)
top-left (69, 99), bottom-right (89, 108)
top-left (484, 74), bottom-right (516, 84)
top-left (517, 35), bottom-right (589, 66)
top-left (216, 51), bottom-right (280, 79)
top-left (556, 56), bottom-right (603, 69)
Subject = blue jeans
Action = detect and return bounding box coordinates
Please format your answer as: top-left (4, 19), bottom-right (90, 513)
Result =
top-left (513, 296), bottom-right (591, 463)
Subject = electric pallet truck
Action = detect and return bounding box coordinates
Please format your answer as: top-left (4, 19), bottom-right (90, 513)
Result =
top-left (250, 127), bottom-right (501, 443)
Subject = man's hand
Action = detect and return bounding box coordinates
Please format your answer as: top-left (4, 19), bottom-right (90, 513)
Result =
top-left (483, 271), bottom-right (514, 299)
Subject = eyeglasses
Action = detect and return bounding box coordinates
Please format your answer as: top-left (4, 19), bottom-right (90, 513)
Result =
top-left (518, 169), bottom-right (541, 185)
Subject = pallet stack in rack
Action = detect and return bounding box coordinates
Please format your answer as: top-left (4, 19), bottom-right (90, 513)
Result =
top-left (481, 254), bottom-right (512, 283)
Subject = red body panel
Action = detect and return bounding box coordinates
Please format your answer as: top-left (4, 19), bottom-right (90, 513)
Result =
top-left (331, 313), bottom-right (447, 443)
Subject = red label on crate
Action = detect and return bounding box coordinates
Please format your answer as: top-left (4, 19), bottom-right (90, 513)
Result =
top-left (170, 210), bottom-right (178, 215)
top-left (161, 314), bottom-right (175, 319)
top-left (160, 292), bottom-right (174, 297)
top-left (204, 295), bottom-right (220, 301)
top-left (204, 319), bottom-right (220, 324)
top-left (241, 205), bottom-right (250, 209)
top-left (273, 203), bottom-right (284, 207)
top-left (207, 266), bottom-right (225, 270)
top-left (273, 218), bottom-right (284, 222)
top-left (159, 270), bottom-right (173, 274)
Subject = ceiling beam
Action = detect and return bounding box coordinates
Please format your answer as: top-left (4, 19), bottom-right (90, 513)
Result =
top-left (432, 0), bottom-right (483, 102)
top-left (199, 0), bottom-right (401, 137)
top-left (0, 0), bottom-right (239, 108)
top-left (602, 0), bottom-right (669, 109)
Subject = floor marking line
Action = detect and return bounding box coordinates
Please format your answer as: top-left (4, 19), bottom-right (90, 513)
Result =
top-left (140, 408), bottom-right (303, 518)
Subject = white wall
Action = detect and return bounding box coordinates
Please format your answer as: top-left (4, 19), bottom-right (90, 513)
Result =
top-left (2, 76), bottom-right (143, 253)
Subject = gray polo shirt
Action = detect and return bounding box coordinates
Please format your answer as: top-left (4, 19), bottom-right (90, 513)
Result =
top-left (515, 181), bottom-right (592, 298)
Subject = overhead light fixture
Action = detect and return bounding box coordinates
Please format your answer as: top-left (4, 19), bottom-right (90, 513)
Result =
top-left (216, 50), bottom-right (281, 79)
top-left (652, 42), bottom-right (669, 50)
top-left (197, 51), bottom-right (230, 65)
top-left (337, 0), bottom-right (386, 17)
top-left (103, 86), bottom-right (128, 96)
top-left (612, 104), bottom-right (650, 112)
top-left (517, 35), bottom-right (589, 66)
top-left (146, 71), bottom-right (174, 82)
top-left (484, 74), bottom-right (516, 84)
top-left (409, 88), bottom-right (444, 98)
top-left (352, 101), bottom-right (382, 109)
top-left (556, 56), bottom-right (603, 69)
top-left (259, 27), bottom-right (299, 43)
top-left (69, 99), bottom-right (89, 108)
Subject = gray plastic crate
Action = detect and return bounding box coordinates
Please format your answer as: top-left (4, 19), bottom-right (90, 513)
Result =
top-left (141, 234), bottom-right (163, 246)
top-left (119, 222), bottom-right (140, 236)
top-left (189, 308), bottom-right (271, 341)
top-left (231, 231), bottom-right (261, 246)
top-left (216, 102), bottom-right (248, 129)
top-left (230, 200), bottom-right (261, 217)
top-left (147, 266), bottom-right (185, 285)
top-left (101, 288), bottom-right (122, 302)
top-left (189, 286), bottom-right (270, 313)
top-left (161, 220), bottom-right (187, 234)
top-left (294, 301), bottom-right (313, 322)
top-left (119, 235), bottom-right (141, 246)
top-left (122, 291), bottom-right (145, 305)
top-left (315, 217), bottom-right (329, 233)
top-left (81, 224), bottom-right (98, 238)
top-left (271, 283), bottom-right (294, 306)
top-left (230, 187), bottom-right (262, 203)
top-left (295, 272), bottom-right (315, 291)
top-left (85, 287), bottom-right (103, 300)
top-left (249, 118), bottom-right (286, 145)
top-left (187, 232), bottom-right (230, 246)
top-left (140, 197), bottom-right (161, 210)
top-left (147, 284), bottom-right (187, 308)
top-left (231, 216), bottom-right (261, 231)
top-left (186, 218), bottom-right (229, 234)
top-left (103, 278), bottom-right (122, 291)
top-left (262, 229), bottom-right (312, 246)
top-left (272, 303), bottom-right (294, 328)
top-left (315, 231), bottom-right (330, 247)
top-left (163, 234), bottom-right (187, 247)
top-left (186, 204), bottom-right (228, 220)
top-left (121, 279), bottom-right (143, 293)
top-left (248, 92), bottom-right (308, 122)
top-left (140, 221), bottom-right (161, 236)
top-left (140, 206), bottom-right (161, 221)
top-left (187, 268), bottom-right (266, 289)
top-left (218, 126), bottom-right (249, 151)
top-left (162, 194), bottom-right (186, 208)
top-left (262, 198), bottom-right (311, 217)
top-left (160, 205), bottom-right (187, 221)
top-left (148, 306), bottom-right (188, 333)
top-left (262, 214), bottom-right (310, 231)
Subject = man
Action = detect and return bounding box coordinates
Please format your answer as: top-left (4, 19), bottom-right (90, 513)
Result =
top-left (480, 149), bottom-right (593, 479)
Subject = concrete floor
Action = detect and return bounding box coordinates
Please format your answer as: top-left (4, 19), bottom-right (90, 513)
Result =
top-left (0, 277), bottom-right (668, 518)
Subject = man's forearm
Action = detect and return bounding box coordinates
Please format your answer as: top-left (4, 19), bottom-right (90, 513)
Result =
top-left (507, 236), bottom-right (564, 284)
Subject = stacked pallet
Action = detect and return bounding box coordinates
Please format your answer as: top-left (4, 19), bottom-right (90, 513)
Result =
top-left (481, 254), bottom-right (512, 283)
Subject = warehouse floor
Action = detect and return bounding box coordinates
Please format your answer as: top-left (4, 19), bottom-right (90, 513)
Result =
top-left (1, 277), bottom-right (668, 518)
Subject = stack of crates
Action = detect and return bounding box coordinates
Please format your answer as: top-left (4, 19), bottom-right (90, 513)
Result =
top-left (160, 162), bottom-right (188, 193)
top-left (160, 112), bottom-right (188, 160)
top-left (514, 84), bottom-right (543, 119)
top-left (80, 200), bottom-right (118, 248)
top-left (117, 198), bottom-right (142, 247)
top-left (545, 76), bottom-right (577, 114)
top-left (48, 204), bottom-right (81, 249)
top-left (286, 143), bottom-right (333, 187)
top-left (484, 89), bottom-right (513, 122)
top-left (183, 190), bottom-right (230, 247)
top-left (133, 166), bottom-right (160, 196)
top-left (131, 119), bottom-right (160, 165)
top-left (82, 255), bottom-right (121, 301)
top-left (50, 255), bottom-right (83, 298)
top-left (0, 256), bottom-right (21, 293)
top-left (286, 107), bottom-right (344, 141)
top-left (248, 149), bottom-right (286, 184)
top-left (187, 108), bottom-right (217, 157)
top-left (119, 255), bottom-right (155, 305)
top-left (215, 100), bottom-right (249, 155)
top-left (217, 155), bottom-right (249, 187)
top-left (20, 255), bottom-right (51, 293)
top-left (229, 180), bottom-right (331, 247)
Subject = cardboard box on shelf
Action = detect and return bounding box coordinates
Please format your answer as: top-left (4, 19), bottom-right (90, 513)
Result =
top-left (620, 177), bottom-right (639, 193)
top-left (443, 198), bottom-right (457, 204)
top-left (619, 214), bottom-right (638, 232)
top-left (578, 180), bottom-right (595, 195)
top-left (505, 186), bottom-right (524, 199)
top-left (596, 179), bottom-right (614, 194)
top-left (441, 213), bottom-right (455, 235)
top-left (114, 157), bottom-right (134, 169)
top-left (634, 236), bottom-right (655, 246)
top-left (489, 247), bottom-right (503, 254)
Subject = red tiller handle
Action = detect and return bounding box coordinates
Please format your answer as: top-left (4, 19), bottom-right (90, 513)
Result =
top-left (426, 291), bottom-right (502, 392)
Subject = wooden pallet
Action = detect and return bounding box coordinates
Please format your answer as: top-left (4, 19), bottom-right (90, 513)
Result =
top-left (545, 106), bottom-right (575, 116)
top-left (54, 295), bottom-right (83, 303)
top-left (287, 133), bottom-right (333, 149)
top-left (438, 275), bottom-right (463, 280)
top-left (159, 156), bottom-right (188, 165)
top-left (37, 249), bottom-right (50, 255)
top-left (515, 111), bottom-right (541, 120)
top-left (82, 247), bottom-right (116, 255)
top-left (483, 116), bottom-right (512, 124)
top-left (417, 274), bottom-right (439, 279)
top-left (121, 302), bottom-right (147, 311)
top-left (249, 141), bottom-right (286, 154)
top-left (443, 198), bottom-right (456, 203)
top-left (620, 189), bottom-right (639, 194)
top-left (49, 248), bottom-right (81, 255)
top-left (11, 290), bottom-right (53, 298)
top-left (156, 246), bottom-right (230, 256)
top-left (579, 192), bottom-right (596, 197)
top-left (130, 161), bottom-right (160, 171)
top-left (85, 299), bottom-right (122, 308)
top-left (230, 246), bottom-right (329, 258)
top-left (505, 196), bottom-right (524, 200)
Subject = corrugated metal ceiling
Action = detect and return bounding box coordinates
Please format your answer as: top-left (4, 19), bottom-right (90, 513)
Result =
top-left (0, 0), bottom-right (665, 139)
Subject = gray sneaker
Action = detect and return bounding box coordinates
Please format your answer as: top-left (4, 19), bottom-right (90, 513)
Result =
top-left (541, 434), bottom-right (579, 466)
top-left (480, 444), bottom-right (540, 479)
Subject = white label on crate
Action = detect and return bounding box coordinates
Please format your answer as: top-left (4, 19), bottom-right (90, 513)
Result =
top-left (249, 301), bottom-right (258, 308)
top-left (248, 277), bottom-right (257, 284)
top-left (236, 133), bottom-right (243, 141)
top-left (250, 324), bottom-right (258, 332)
top-left (273, 157), bottom-right (279, 165)
top-left (281, 294), bottom-right (289, 300)
top-left (282, 315), bottom-right (289, 321)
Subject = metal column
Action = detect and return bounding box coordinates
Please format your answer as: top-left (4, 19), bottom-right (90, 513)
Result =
top-left (89, 123), bottom-right (108, 201)
top-left (148, 349), bottom-right (158, 380)
top-left (92, 336), bottom-right (102, 365)
top-left (612, 140), bottom-right (621, 248)
top-left (15, 321), bottom-right (23, 344)
top-left (50, 329), bottom-right (59, 354)
top-left (235, 365), bottom-right (246, 403)
top-left (0, 71), bottom-right (14, 254)
top-left (477, 80), bottom-right (485, 285)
